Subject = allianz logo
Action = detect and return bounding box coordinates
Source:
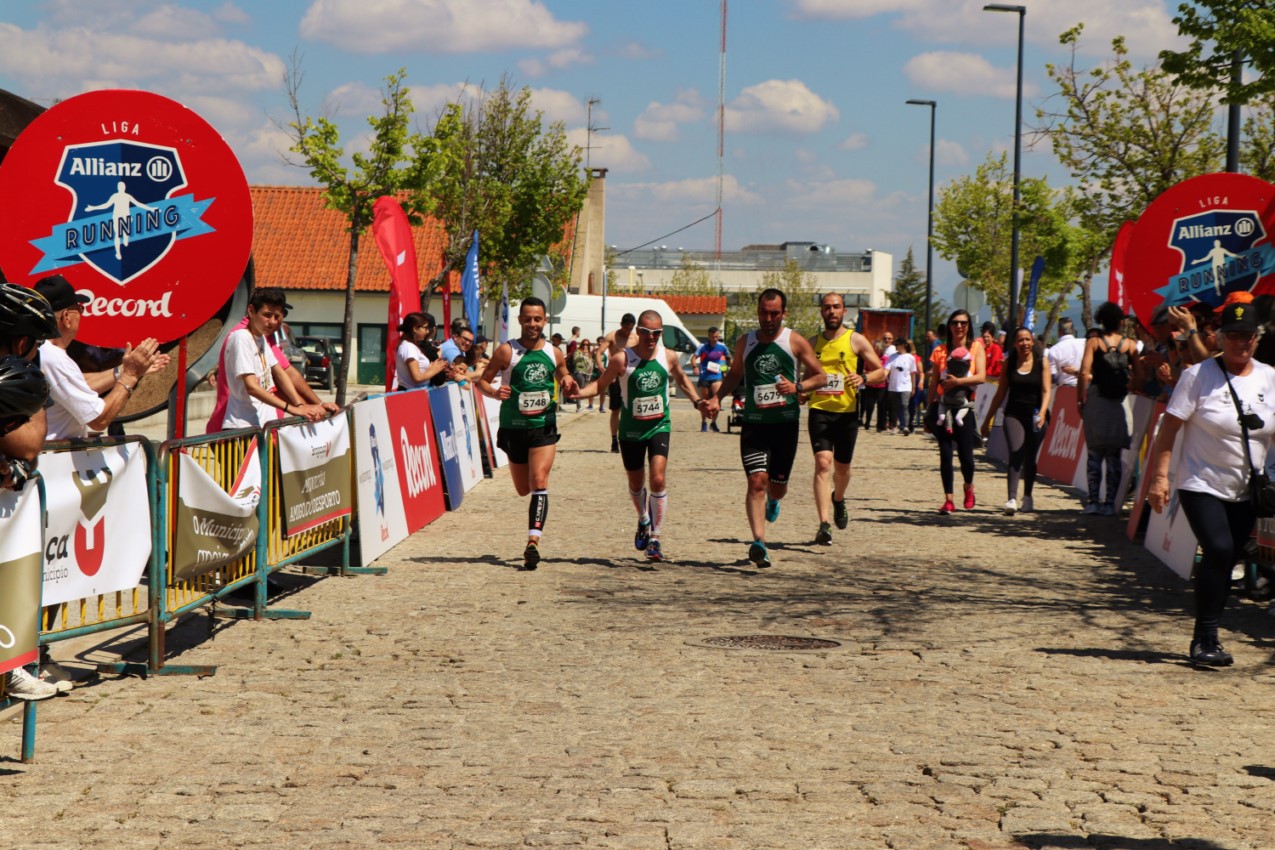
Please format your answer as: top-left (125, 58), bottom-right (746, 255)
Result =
top-left (1047, 418), bottom-right (1081, 460)
top-left (400, 425), bottom-right (438, 498)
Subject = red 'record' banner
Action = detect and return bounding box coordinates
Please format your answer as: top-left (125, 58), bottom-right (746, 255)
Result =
top-left (372, 197), bottom-right (422, 392)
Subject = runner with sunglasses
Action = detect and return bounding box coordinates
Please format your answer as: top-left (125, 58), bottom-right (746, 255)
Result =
top-left (571, 310), bottom-right (705, 561)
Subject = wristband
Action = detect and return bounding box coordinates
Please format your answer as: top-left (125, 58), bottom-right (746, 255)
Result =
top-left (1186, 328), bottom-right (1198, 336)
top-left (284, 404), bottom-right (290, 415)
top-left (121, 382), bottom-right (134, 395)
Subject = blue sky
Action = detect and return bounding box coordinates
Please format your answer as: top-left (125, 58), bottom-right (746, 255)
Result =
top-left (0, 0), bottom-right (1193, 305)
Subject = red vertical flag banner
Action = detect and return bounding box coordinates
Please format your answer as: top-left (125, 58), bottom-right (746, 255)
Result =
top-left (1108, 220), bottom-right (1135, 314)
top-left (372, 197), bottom-right (421, 392)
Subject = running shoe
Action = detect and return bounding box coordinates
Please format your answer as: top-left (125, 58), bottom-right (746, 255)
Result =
top-left (521, 542), bottom-right (541, 571)
top-left (1083, 503), bottom-right (1099, 515)
top-left (611, 436), bottom-right (620, 453)
top-left (939, 499), bottom-right (955, 515)
top-left (747, 541), bottom-right (772, 568)
top-left (1189, 639), bottom-right (1233, 667)
top-left (710, 422), bottom-right (720, 433)
top-left (765, 498), bottom-right (781, 522)
top-left (634, 519), bottom-right (651, 551)
top-left (1021, 495), bottom-right (1034, 513)
top-left (1099, 503), bottom-right (1117, 516)
top-left (832, 498), bottom-right (849, 530)
top-left (701, 422), bottom-right (708, 433)
top-left (963, 488), bottom-right (976, 510)
top-left (815, 522), bottom-right (833, 545)
top-left (646, 540), bottom-right (665, 561)
top-left (1003, 498), bottom-right (1017, 516)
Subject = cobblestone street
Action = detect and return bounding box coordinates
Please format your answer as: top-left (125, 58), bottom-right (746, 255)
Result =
top-left (5, 405), bottom-right (1275, 849)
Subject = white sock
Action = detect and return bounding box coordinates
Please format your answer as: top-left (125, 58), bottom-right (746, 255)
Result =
top-left (630, 488), bottom-right (649, 523)
top-left (648, 490), bottom-right (668, 538)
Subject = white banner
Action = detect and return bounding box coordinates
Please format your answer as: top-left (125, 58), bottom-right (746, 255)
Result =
top-left (477, 390), bottom-right (508, 469)
top-left (0, 485), bottom-right (42, 674)
top-left (172, 439), bottom-right (261, 581)
top-left (1143, 416), bottom-right (1198, 579)
top-left (41, 444), bottom-right (151, 606)
top-left (352, 398), bottom-right (410, 565)
top-left (445, 383), bottom-right (484, 493)
top-left (276, 417), bottom-right (353, 536)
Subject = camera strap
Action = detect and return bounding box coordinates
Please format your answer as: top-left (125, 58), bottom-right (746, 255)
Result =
top-left (1217, 357), bottom-right (1261, 478)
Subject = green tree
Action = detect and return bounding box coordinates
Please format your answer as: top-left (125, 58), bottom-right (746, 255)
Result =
top-left (426, 77), bottom-right (589, 311)
top-left (932, 152), bottom-right (1082, 329)
top-left (1242, 92), bottom-right (1275, 180)
top-left (886, 247), bottom-right (949, 341)
top-left (727, 260), bottom-right (821, 340)
top-left (286, 65), bottom-right (437, 405)
top-left (1160, 1), bottom-right (1275, 105)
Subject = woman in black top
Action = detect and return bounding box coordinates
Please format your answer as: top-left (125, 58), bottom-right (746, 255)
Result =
top-left (981, 327), bottom-right (1052, 515)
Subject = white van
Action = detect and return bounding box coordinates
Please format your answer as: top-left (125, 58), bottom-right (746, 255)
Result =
top-left (491, 293), bottom-right (702, 372)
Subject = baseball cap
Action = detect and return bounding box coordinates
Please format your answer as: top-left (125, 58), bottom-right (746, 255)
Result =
top-left (33, 275), bottom-right (90, 312)
top-left (1219, 301), bottom-right (1260, 334)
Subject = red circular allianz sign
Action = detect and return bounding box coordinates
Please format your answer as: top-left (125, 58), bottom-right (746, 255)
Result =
top-left (1124, 172), bottom-right (1275, 324)
top-left (0, 89), bottom-right (253, 347)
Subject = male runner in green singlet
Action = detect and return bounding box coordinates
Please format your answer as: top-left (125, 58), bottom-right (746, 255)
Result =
top-left (707, 288), bottom-right (827, 567)
top-left (573, 310), bottom-right (704, 561)
top-left (476, 297), bottom-right (578, 570)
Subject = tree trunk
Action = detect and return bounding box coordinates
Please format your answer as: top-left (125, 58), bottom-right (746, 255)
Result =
top-left (1042, 283), bottom-right (1075, 341)
top-left (336, 228), bottom-right (360, 408)
top-left (1078, 254), bottom-right (1099, 331)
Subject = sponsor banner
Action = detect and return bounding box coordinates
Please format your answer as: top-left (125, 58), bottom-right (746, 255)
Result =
top-left (1112, 394), bottom-right (1153, 512)
top-left (1037, 385), bottom-right (1086, 486)
top-left (1143, 419), bottom-right (1198, 579)
top-left (1125, 172), bottom-right (1275, 325)
top-left (974, 381), bottom-right (1007, 463)
top-left (450, 382), bottom-right (483, 492)
top-left (277, 417), bottom-right (353, 537)
top-left (41, 444), bottom-right (151, 606)
top-left (385, 389), bottom-right (446, 532)
top-left (0, 486), bottom-right (42, 674)
top-left (0, 90), bottom-right (253, 347)
top-left (1109, 220), bottom-right (1135, 313)
top-left (475, 386), bottom-right (508, 470)
top-left (1127, 402), bottom-right (1168, 541)
top-left (171, 438), bottom-right (261, 581)
top-left (428, 387), bottom-right (465, 511)
top-left (352, 396), bottom-right (410, 565)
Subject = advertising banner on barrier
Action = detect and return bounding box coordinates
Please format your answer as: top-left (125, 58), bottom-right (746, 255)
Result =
top-left (451, 383), bottom-right (483, 492)
top-left (385, 390), bottom-right (446, 532)
top-left (277, 417), bottom-right (353, 537)
top-left (172, 439), bottom-right (261, 581)
top-left (1127, 401), bottom-right (1168, 540)
top-left (428, 387), bottom-right (464, 510)
top-left (352, 396), bottom-right (409, 565)
top-left (1037, 385), bottom-right (1086, 485)
top-left (1143, 419), bottom-right (1198, 579)
top-left (475, 386), bottom-right (508, 470)
top-left (1112, 394), bottom-right (1154, 512)
top-left (41, 444), bottom-right (150, 606)
top-left (0, 486), bottom-right (42, 674)
top-left (974, 381), bottom-right (1007, 463)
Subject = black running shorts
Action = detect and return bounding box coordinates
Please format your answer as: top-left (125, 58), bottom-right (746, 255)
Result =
top-left (496, 423), bottom-right (560, 465)
top-left (739, 421), bottom-right (800, 485)
top-left (619, 431), bottom-right (671, 472)
top-left (808, 408), bottom-right (859, 465)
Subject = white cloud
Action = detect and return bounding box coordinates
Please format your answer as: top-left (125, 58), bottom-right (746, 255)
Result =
top-left (903, 51), bottom-right (1039, 99)
top-left (934, 139), bottom-right (969, 167)
top-left (618, 42), bottom-right (658, 60)
top-left (724, 79), bottom-right (838, 134)
top-left (566, 129), bottom-right (650, 172)
top-left (300, 0), bottom-right (588, 54)
top-left (633, 90), bottom-right (705, 142)
top-left (133, 5), bottom-right (221, 38)
top-left (529, 88), bottom-right (589, 125)
top-left (519, 47), bottom-right (594, 78)
top-left (615, 175), bottom-right (762, 206)
top-left (788, 0), bottom-right (1180, 62)
top-left (839, 132), bottom-right (868, 151)
top-left (325, 82), bottom-right (386, 120)
top-left (783, 177), bottom-right (877, 208)
top-left (213, 3), bottom-right (250, 24)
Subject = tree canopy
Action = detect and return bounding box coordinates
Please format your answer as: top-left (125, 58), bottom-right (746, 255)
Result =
top-left (1160, 1), bottom-right (1275, 104)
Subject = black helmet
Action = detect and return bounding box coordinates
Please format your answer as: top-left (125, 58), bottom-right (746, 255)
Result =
top-left (0, 283), bottom-right (58, 342)
top-left (0, 354), bottom-right (49, 421)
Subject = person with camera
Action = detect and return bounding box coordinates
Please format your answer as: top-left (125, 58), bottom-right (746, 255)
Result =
top-left (1148, 301), bottom-right (1275, 667)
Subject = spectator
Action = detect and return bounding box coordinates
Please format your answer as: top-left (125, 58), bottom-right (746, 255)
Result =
top-left (1077, 302), bottom-right (1139, 515)
top-left (927, 309), bottom-right (987, 514)
top-left (566, 326), bottom-right (581, 357)
top-left (442, 328), bottom-right (477, 383)
top-left (1047, 318), bottom-right (1084, 388)
top-left (980, 327), bottom-right (1052, 515)
top-left (885, 340), bottom-right (919, 436)
top-left (396, 312), bottom-right (447, 390)
top-left (439, 318), bottom-right (468, 364)
top-left (35, 275), bottom-right (170, 440)
top-left (570, 339), bottom-right (594, 411)
top-left (219, 288), bottom-right (327, 428)
top-left (981, 321), bottom-right (1004, 380)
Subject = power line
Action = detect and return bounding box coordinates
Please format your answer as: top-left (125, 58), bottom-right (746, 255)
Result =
top-left (614, 208), bottom-right (722, 257)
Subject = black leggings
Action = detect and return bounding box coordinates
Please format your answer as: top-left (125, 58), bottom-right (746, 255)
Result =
top-left (1178, 490), bottom-right (1255, 642)
top-left (860, 387), bottom-right (883, 429)
top-left (1003, 410), bottom-right (1047, 499)
top-left (936, 411), bottom-right (977, 494)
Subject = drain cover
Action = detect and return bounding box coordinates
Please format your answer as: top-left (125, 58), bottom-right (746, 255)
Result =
top-left (697, 635), bottom-right (842, 651)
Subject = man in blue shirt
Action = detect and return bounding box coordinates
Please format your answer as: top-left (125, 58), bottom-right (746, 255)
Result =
top-left (693, 326), bottom-right (731, 432)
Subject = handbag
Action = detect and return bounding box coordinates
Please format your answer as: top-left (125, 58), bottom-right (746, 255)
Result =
top-left (1218, 359), bottom-right (1275, 517)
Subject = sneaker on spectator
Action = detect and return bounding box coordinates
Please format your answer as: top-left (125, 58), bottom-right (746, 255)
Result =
top-left (1003, 498), bottom-right (1017, 516)
top-left (1083, 503), bottom-right (1099, 515)
top-left (1099, 503), bottom-right (1117, 516)
top-left (39, 662), bottom-right (75, 693)
top-left (1021, 495), bottom-right (1034, 513)
top-left (6, 667), bottom-right (58, 701)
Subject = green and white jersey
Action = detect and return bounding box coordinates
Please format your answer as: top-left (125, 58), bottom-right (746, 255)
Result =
top-left (741, 328), bottom-right (799, 424)
top-left (618, 343), bottom-right (671, 442)
top-left (499, 339), bottom-right (558, 430)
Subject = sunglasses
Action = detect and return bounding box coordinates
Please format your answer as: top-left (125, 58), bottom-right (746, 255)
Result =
top-left (636, 327), bottom-right (663, 338)
top-left (950, 320), bottom-right (969, 327)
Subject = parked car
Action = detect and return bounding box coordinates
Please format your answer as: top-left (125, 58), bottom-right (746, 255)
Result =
top-left (296, 335), bottom-right (338, 389)
top-left (272, 324), bottom-right (306, 376)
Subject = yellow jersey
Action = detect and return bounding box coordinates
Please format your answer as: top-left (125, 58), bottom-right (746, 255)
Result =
top-left (810, 330), bottom-right (858, 414)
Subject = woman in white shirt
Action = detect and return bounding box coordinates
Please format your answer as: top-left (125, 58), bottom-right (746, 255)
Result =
top-left (886, 340), bottom-right (919, 435)
top-left (1148, 301), bottom-right (1275, 667)
top-left (396, 312), bottom-right (446, 390)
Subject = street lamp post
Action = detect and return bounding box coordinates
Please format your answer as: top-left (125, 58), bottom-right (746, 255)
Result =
top-left (906, 98), bottom-right (937, 340)
top-left (984, 3), bottom-right (1025, 330)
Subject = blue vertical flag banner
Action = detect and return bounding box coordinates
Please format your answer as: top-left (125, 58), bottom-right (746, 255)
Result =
top-left (1024, 256), bottom-right (1045, 331)
top-left (461, 230), bottom-right (481, 336)
top-left (499, 281), bottom-right (510, 345)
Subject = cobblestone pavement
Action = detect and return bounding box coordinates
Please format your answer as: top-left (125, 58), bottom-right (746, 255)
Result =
top-left (5, 405), bottom-right (1275, 849)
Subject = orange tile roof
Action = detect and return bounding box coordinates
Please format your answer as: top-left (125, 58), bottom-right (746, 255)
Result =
top-left (628, 293), bottom-right (727, 315)
top-left (250, 186), bottom-right (458, 293)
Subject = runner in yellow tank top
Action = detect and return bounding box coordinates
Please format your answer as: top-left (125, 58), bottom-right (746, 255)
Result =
top-left (803, 293), bottom-right (884, 545)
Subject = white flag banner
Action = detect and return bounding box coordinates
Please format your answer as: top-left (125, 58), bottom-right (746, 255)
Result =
top-left (0, 485), bottom-right (43, 674)
top-left (172, 438), bottom-right (261, 581)
top-left (41, 444), bottom-right (151, 606)
top-left (276, 417), bottom-right (353, 537)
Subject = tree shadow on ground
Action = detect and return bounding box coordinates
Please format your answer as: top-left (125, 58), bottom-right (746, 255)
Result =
top-left (1016, 833), bottom-right (1235, 849)
top-left (1243, 764), bottom-right (1275, 780)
